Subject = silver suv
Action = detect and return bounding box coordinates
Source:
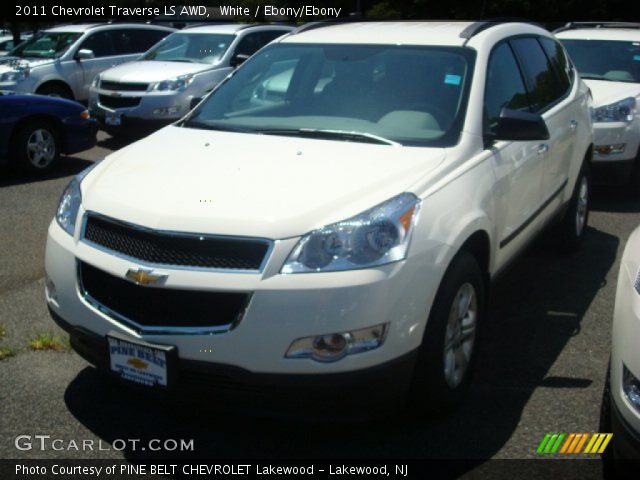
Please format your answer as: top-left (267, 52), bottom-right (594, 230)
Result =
top-left (0, 23), bottom-right (174, 101)
top-left (88, 23), bottom-right (294, 136)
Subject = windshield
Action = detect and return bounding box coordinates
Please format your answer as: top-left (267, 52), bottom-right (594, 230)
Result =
top-left (141, 32), bottom-right (234, 64)
top-left (561, 39), bottom-right (640, 83)
top-left (10, 31), bottom-right (81, 59)
top-left (184, 43), bottom-right (474, 147)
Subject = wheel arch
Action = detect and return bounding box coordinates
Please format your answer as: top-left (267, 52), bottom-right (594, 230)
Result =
top-left (35, 79), bottom-right (75, 100)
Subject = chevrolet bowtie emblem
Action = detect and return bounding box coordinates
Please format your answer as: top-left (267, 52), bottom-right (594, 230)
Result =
top-left (125, 268), bottom-right (167, 286)
top-left (127, 357), bottom-right (148, 369)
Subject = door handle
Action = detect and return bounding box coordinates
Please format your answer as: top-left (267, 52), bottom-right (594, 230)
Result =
top-left (537, 143), bottom-right (549, 155)
top-left (570, 120), bottom-right (578, 130)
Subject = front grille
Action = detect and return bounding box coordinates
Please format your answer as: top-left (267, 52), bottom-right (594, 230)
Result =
top-left (99, 94), bottom-right (141, 109)
top-left (83, 214), bottom-right (270, 271)
top-left (100, 80), bottom-right (149, 92)
top-left (79, 261), bottom-right (250, 331)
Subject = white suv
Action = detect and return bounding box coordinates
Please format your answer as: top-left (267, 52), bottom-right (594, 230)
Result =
top-left (0, 23), bottom-right (174, 101)
top-left (45, 21), bottom-right (593, 413)
top-left (89, 23), bottom-right (295, 136)
top-left (556, 22), bottom-right (640, 190)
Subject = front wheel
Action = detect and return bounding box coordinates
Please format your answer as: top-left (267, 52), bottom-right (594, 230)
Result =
top-left (410, 251), bottom-right (485, 413)
top-left (558, 162), bottom-right (590, 252)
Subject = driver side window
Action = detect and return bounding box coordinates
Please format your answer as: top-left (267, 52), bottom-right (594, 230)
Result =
top-left (78, 31), bottom-right (115, 58)
top-left (484, 42), bottom-right (531, 135)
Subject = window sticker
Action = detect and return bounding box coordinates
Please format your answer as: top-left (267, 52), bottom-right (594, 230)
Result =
top-left (444, 73), bottom-right (461, 85)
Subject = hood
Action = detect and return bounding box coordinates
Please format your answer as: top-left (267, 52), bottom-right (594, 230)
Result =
top-left (100, 61), bottom-right (213, 83)
top-left (583, 79), bottom-right (640, 107)
top-left (83, 126), bottom-right (445, 239)
top-left (0, 56), bottom-right (54, 69)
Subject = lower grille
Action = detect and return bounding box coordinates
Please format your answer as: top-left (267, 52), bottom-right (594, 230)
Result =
top-left (79, 261), bottom-right (250, 333)
top-left (100, 80), bottom-right (149, 92)
top-left (99, 95), bottom-right (141, 109)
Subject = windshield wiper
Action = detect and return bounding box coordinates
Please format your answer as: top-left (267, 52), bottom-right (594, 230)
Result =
top-left (256, 128), bottom-right (400, 146)
top-left (180, 120), bottom-right (253, 133)
top-left (579, 74), bottom-right (608, 81)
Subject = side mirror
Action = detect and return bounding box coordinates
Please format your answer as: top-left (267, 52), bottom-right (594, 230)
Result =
top-left (491, 108), bottom-right (550, 141)
top-left (75, 49), bottom-right (95, 61)
top-left (189, 97), bottom-right (202, 110)
top-left (230, 53), bottom-right (250, 68)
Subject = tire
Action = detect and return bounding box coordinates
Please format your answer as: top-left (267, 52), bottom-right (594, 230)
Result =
top-left (11, 120), bottom-right (61, 174)
top-left (410, 251), bottom-right (486, 413)
top-left (36, 83), bottom-right (73, 99)
top-left (558, 162), bottom-right (590, 252)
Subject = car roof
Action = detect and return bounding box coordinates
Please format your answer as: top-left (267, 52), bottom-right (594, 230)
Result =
top-left (182, 23), bottom-right (294, 35)
top-left (556, 28), bottom-right (640, 42)
top-left (45, 23), bottom-right (174, 33)
top-left (281, 21), bottom-right (549, 47)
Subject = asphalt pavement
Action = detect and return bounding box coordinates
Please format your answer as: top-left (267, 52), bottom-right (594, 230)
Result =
top-left (1, 131), bottom-right (639, 469)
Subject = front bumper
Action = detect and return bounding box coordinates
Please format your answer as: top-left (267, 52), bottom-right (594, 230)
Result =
top-left (62, 118), bottom-right (98, 155)
top-left (50, 306), bottom-right (418, 415)
top-left (88, 87), bottom-right (194, 132)
top-left (612, 397), bottom-right (640, 459)
top-left (45, 217), bottom-right (449, 376)
top-left (591, 121), bottom-right (639, 184)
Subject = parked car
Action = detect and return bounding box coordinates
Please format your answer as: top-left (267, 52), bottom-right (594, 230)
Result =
top-left (556, 22), bottom-right (640, 190)
top-left (45, 20), bottom-right (593, 413)
top-left (602, 224), bottom-right (640, 459)
top-left (0, 23), bottom-right (175, 101)
top-left (0, 34), bottom-right (30, 56)
top-left (0, 91), bottom-right (97, 173)
top-left (88, 23), bottom-right (294, 136)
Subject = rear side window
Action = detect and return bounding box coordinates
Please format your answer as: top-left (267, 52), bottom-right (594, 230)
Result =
top-left (539, 37), bottom-right (573, 94)
top-left (510, 37), bottom-right (565, 112)
top-left (484, 42), bottom-right (530, 134)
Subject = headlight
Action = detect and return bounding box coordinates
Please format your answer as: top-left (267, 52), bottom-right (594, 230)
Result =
top-left (55, 164), bottom-right (96, 236)
top-left (0, 68), bottom-right (29, 83)
top-left (151, 74), bottom-right (194, 92)
top-left (91, 74), bottom-right (101, 88)
top-left (281, 192), bottom-right (420, 274)
top-left (592, 97), bottom-right (636, 123)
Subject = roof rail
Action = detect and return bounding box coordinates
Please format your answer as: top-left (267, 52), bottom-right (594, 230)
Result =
top-left (460, 18), bottom-right (544, 40)
top-left (293, 15), bottom-right (364, 35)
top-left (553, 21), bottom-right (640, 33)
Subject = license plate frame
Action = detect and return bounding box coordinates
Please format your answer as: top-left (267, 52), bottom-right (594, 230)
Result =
top-left (106, 332), bottom-right (176, 389)
top-left (105, 111), bottom-right (122, 126)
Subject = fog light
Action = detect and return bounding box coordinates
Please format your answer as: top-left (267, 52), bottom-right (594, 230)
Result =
top-left (623, 364), bottom-right (640, 412)
top-left (285, 324), bottom-right (388, 363)
top-left (595, 144), bottom-right (626, 155)
top-left (153, 106), bottom-right (180, 116)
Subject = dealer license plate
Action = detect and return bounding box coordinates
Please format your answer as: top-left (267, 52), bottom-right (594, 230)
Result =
top-left (105, 112), bottom-right (121, 126)
top-left (107, 335), bottom-right (171, 387)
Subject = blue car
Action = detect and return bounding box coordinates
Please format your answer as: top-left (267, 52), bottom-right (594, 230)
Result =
top-left (0, 92), bottom-right (97, 173)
